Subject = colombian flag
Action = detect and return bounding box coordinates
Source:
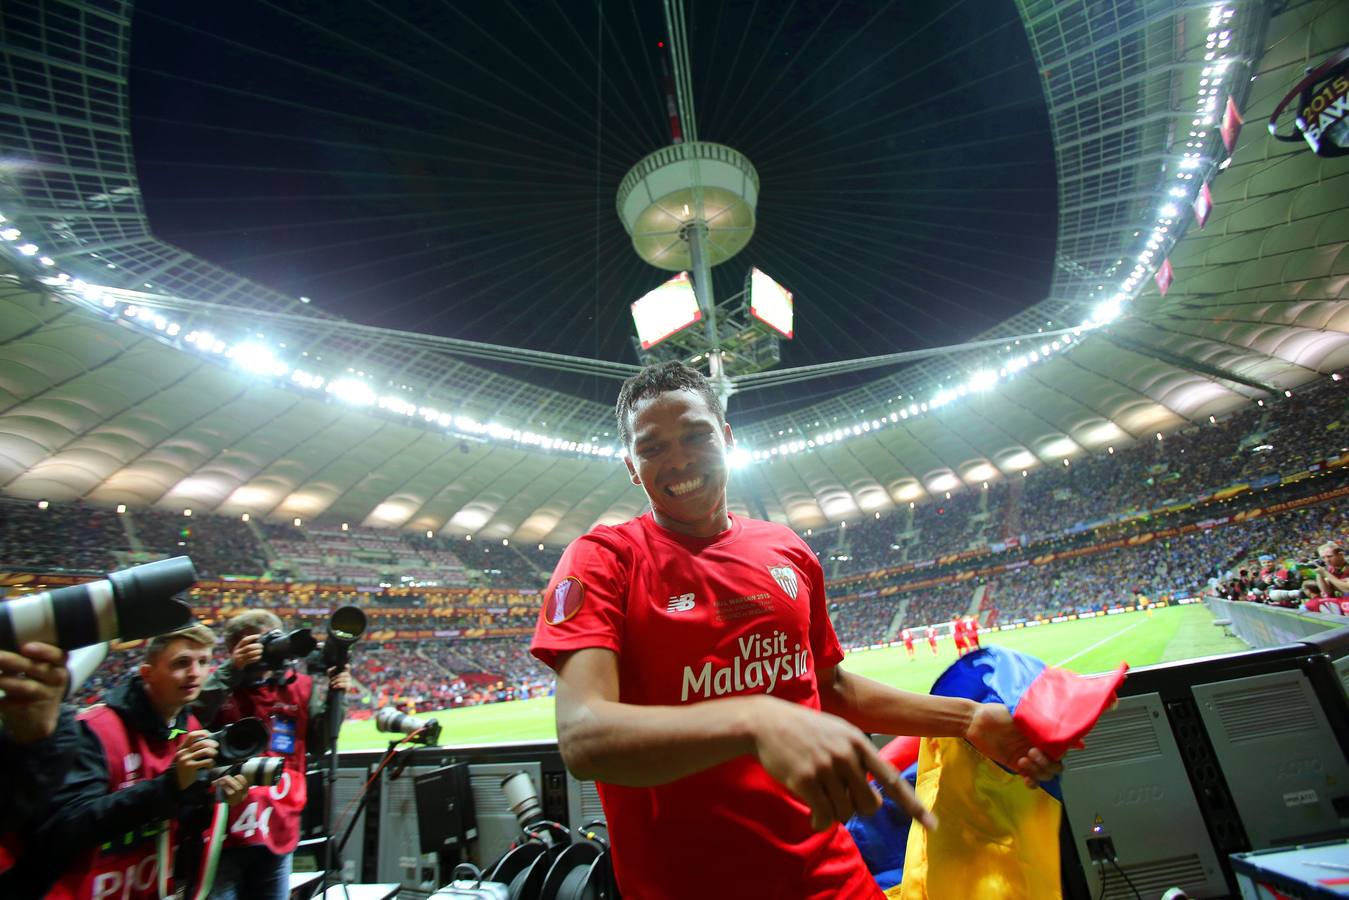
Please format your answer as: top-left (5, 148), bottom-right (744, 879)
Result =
top-left (850, 647), bottom-right (1126, 898)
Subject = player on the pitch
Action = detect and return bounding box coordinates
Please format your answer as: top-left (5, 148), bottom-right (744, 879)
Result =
top-left (964, 615), bottom-right (981, 651)
top-left (901, 628), bottom-right (915, 660)
top-left (951, 618), bottom-right (968, 657)
top-left (926, 624), bottom-right (939, 656)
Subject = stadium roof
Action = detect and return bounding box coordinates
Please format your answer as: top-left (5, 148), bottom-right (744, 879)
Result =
top-left (1, 0), bottom-right (1346, 543)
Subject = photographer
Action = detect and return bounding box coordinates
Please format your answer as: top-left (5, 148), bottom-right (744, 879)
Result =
top-left (0, 641), bottom-right (78, 895)
top-left (194, 611), bottom-right (351, 900)
top-left (39, 624), bottom-right (248, 899)
top-left (1314, 541), bottom-right (1349, 597)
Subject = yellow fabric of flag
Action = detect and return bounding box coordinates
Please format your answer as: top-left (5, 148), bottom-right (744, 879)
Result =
top-left (900, 736), bottom-right (1061, 899)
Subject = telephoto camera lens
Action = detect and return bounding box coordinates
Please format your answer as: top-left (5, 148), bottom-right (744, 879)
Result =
top-left (374, 707), bottom-right (442, 745)
top-left (0, 556), bottom-right (196, 652)
top-left (500, 771), bottom-right (544, 830)
top-left (65, 642), bottom-right (109, 699)
top-left (210, 756), bottom-right (284, 788)
top-left (322, 605), bottom-right (366, 670)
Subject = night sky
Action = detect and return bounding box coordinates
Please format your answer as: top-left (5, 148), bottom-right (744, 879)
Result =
top-left (128, 0), bottom-right (1057, 421)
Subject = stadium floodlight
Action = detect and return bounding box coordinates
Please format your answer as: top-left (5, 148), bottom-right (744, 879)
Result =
top-left (968, 370), bottom-right (998, 392)
top-left (727, 447), bottom-right (751, 470)
top-left (17, 243), bottom-right (39, 256)
top-left (228, 342), bottom-right (288, 377)
top-left (328, 377), bottom-right (377, 406)
top-left (0, 227), bottom-right (20, 241)
top-left (631, 272), bottom-right (701, 349)
top-left (1090, 298), bottom-right (1123, 325)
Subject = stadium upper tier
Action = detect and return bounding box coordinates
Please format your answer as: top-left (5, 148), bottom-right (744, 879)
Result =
top-left (0, 0), bottom-right (1346, 541)
top-left (1, 374), bottom-right (1344, 593)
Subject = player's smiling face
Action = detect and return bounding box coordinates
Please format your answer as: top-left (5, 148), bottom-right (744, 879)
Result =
top-left (624, 388), bottom-right (734, 538)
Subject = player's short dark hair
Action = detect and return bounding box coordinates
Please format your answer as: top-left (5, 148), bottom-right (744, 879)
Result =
top-left (615, 361), bottom-right (725, 448)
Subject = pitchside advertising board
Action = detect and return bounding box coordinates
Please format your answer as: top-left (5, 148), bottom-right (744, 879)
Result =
top-left (630, 272), bottom-right (701, 349)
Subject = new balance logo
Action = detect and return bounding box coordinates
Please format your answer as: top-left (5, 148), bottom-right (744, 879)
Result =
top-left (666, 592), bottom-right (696, 613)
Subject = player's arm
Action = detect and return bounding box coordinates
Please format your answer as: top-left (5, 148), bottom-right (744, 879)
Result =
top-left (554, 647), bottom-right (934, 831)
top-left (816, 664), bottom-right (1060, 786)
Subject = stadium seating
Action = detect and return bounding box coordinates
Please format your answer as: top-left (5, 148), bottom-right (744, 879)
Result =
top-left (8, 378), bottom-right (1349, 717)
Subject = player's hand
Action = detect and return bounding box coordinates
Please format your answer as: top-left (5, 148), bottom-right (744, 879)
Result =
top-left (964, 703), bottom-right (1063, 787)
top-left (213, 772), bottom-right (250, 807)
top-left (0, 642), bottom-right (69, 744)
top-left (328, 668), bottom-right (351, 693)
top-left (751, 699), bottom-right (937, 833)
top-left (174, 730), bottom-right (219, 791)
top-left (230, 633), bottom-right (264, 671)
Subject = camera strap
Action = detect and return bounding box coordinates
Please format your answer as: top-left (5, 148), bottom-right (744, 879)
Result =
top-left (155, 793), bottom-right (229, 900)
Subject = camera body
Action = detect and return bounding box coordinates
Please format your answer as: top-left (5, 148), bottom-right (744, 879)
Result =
top-left (257, 628), bottom-right (317, 671)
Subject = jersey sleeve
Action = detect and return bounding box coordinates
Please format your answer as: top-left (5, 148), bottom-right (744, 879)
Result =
top-left (796, 534), bottom-right (845, 672)
top-left (530, 530), bottom-right (630, 671)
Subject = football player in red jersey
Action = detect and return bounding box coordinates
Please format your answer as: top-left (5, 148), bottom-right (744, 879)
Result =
top-left (531, 362), bottom-right (1061, 900)
top-left (901, 628), bottom-right (915, 660)
top-left (926, 624), bottom-right (939, 656)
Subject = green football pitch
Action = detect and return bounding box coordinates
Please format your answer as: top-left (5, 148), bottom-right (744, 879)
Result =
top-left (338, 602), bottom-right (1247, 751)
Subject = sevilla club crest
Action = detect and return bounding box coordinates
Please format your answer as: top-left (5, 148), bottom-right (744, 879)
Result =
top-left (768, 565), bottom-right (799, 601)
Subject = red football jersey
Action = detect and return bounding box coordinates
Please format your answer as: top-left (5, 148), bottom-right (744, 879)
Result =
top-left (531, 512), bottom-right (881, 900)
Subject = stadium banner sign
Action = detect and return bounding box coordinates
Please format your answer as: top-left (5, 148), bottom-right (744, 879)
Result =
top-left (1208, 598), bottom-right (1346, 649)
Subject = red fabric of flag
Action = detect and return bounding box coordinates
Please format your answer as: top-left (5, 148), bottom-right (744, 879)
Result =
top-left (1012, 662), bottom-right (1128, 759)
top-left (1155, 258), bottom-right (1174, 296)
top-left (1222, 96), bottom-right (1244, 152)
top-left (1194, 182), bottom-right (1213, 229)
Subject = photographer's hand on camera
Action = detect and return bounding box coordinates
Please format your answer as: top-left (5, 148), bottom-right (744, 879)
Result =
top-left (212, 772), bottom-right (249, 807)
top-left (230, 633), bottom-right (263, 671)
top-left (0, 642), bottom-right (69, 744)
top-left (174, 730), bottom-right (219, 792)
top-left (328, 667), bottom-right (352, 692)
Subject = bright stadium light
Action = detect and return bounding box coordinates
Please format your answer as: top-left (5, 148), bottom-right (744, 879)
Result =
top-left (228, 342), bottom-right (288, 377)
top-left (328, 377), bottom-right (377, 406)
top-left (968, 369), bottom-right (997, 392)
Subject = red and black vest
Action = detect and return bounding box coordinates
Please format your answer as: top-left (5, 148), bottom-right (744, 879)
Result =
top-left (214, 674), bottom-right (312, 855)
top-left (48, 704), bottom-right (198, 900)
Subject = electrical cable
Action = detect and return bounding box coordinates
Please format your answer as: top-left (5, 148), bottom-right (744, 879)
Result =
top-left (1108, 857), bottom-right (1143, 900)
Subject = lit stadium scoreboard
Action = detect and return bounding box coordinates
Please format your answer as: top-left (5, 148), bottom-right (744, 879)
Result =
top-left (630, 272), bottom-right (701, 350)
top-left (628, 267), bottom-right (795, 374)
top-left (747, 266), bottom-right (794, 339)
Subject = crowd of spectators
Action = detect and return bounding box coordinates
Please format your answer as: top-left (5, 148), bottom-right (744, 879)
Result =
top-left (2, 378), bottom-right (1342, 593)
top-left (44, 494), bottom-right (1346, 718)
top-left (0, 498), bottom-right (127, 573)
top-left (413, 534), bottom-right (545, 590)
top-left (4, 377), bottom-right (1348, 720)
top-left (133, 507), bottom-right (267, 578)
